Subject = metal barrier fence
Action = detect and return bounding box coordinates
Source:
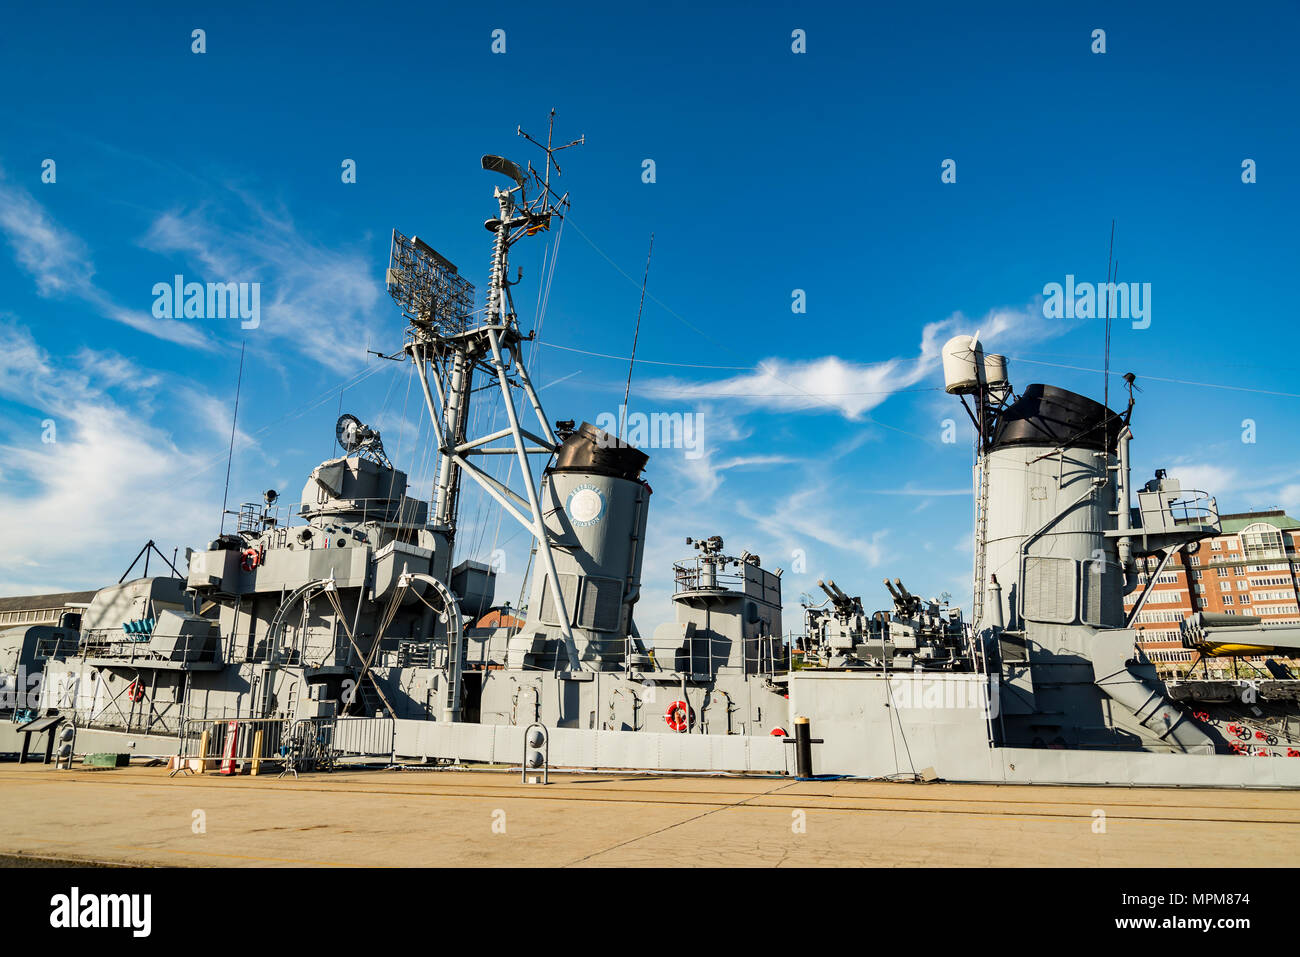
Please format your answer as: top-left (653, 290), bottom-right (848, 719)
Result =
top-left (174, 715), bottom-right (394, 774)
top-left (320, 716), bottom-right (395, 761)
top-left (176, 717), bottom-right (291, 772)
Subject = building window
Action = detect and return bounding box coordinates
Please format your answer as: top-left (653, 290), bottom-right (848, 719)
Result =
top-left (1242, 523), bottom-right (1286, 561)
top-left (1257, 604), bottom-right (1300, 615)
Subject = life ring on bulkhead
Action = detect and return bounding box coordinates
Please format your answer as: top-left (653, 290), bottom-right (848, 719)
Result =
top-left (664, 700), bottom-right (693, 733)
top-left (127, 681), bottom-right (145, 703)
top-left (241, 548), bottom-right (261, 572)
top-left (770, 727), bottom-right (787, 737)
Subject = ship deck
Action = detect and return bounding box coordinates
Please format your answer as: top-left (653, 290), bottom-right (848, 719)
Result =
top-left (1, 764), bottom-right (1298, 867)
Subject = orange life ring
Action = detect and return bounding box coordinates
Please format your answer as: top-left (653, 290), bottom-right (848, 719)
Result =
top-left (128, 681), bottom-right (144, 703)
top-left (770, 727), bottom-right (787, 737)
top-left (664, 700), bottom-right (693, 733)
top-left (241, 548), bottom-right (260, 572)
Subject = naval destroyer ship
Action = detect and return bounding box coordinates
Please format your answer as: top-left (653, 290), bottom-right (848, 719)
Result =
top-left (5, 122), bottom-right (1300, 788)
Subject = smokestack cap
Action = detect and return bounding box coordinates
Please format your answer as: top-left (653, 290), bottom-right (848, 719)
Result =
top-left (990, 384), bottom-right (1123, 454)
top-left (550, 422), bottom-right (649, 480)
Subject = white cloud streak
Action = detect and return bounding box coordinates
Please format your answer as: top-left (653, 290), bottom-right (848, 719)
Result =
top-left (0, 172), bottom-right (212, 350)
top-left (641, 302), bottom-right (1070, 420)
top-left (141, 200), bottom-right (385, 372)
top-left (0, 321), bottom-right (233, 594)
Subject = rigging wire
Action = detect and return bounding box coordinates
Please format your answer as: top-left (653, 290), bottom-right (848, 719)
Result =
top-left (193, 360), bottom-right (389, 483)
top-left (1102, 219), bottom-right (1115, 412)
top-left (1005, 356), bottom-right (1300, 399)
top-left (540, 339), bottom-right (751, 370)
top-left (620, 232), bottom-right (654, 441)
top-left (217, 340), bottom-right (247, 535)
top-left (537, 341), bottom-right (946, 399)
top-left (563, 216), bottom-right (946, 442)
top-left (387, 357), bottom-right (418, 513)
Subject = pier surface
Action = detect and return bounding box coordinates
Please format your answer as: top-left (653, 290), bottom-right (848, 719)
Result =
top-left (1, 764), bottom-right (1298, 867)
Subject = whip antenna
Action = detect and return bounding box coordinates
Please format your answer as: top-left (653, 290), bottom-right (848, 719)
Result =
top-left (1103, 219), bottom-right (1115, 411)
top-left (620, 232), bottom-right (654, 441)
top-left (218, 340), bottom-right (246, 535)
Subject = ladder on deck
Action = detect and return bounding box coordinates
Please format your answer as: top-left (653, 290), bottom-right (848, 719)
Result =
top-left (972, 452), bottom-right (991, 625)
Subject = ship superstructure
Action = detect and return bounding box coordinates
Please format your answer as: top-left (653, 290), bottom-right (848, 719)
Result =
top-left (5, 121), bottom-right (1300, 787)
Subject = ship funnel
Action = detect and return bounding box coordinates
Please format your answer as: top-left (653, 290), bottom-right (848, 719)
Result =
top-left (515, 423), bottom-right (652, 670)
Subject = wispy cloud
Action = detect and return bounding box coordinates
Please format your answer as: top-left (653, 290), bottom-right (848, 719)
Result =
top-left (1161, 459), bottom-right (1300, 515)
top-left (641, 303), bottom-right (1067, 420)
top-left (0, 321), bottom-right (235, 594)
top-left (736, 485), bottom-right (891, 570)
top-left (0, 171), bottom-right (213, 350)
top-left (141, 197), bottom-right (385, 371)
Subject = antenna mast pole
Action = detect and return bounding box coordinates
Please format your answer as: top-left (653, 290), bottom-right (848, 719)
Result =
top-left (620, 233), bottom-right (654, 441)
top-left (1103, 219), bottom-right (1115, 411)
top-left (218, 340), bottom-right (246, 536)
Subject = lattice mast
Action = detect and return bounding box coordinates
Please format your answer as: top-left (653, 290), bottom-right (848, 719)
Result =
top-left (386, 112), bottom-right (587, 669)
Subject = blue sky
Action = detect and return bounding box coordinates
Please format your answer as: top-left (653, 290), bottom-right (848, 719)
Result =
top-left (1, 1), bottom-right (1297, 632)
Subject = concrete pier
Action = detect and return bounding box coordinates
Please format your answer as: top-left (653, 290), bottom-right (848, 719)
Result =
top-left (1, 765), bottom-right (1298, 867)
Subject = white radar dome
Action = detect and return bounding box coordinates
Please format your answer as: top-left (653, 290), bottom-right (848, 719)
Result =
top-left (942, 334), bottom-right (985, 395)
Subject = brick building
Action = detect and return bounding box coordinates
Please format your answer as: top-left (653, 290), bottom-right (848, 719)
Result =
top-left (1127, 510), bottom-right (1300, 677)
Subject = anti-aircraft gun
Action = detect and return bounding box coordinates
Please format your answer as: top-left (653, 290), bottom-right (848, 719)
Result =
top-left (805, 577), bottom-right (969, 670)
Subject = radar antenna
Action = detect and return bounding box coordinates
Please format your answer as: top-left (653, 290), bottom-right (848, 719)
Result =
top-left (335, 413), bottom-right (393, 470)
top-left (387, 111), bottom-right (586, 670)
top-left (386, 232), bottom-right (476, 337)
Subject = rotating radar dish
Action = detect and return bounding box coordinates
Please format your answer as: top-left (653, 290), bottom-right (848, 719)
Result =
top-left (334, 413), bottom-right (392, 469)
top-left (336, 413), bottom-right (364, 454)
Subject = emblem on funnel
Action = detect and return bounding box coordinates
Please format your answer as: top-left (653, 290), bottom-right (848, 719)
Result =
top-left (566, 485), bottom-right (606, 527)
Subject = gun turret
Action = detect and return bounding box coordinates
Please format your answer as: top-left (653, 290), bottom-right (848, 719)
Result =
top-left (884, 577), bottom-right (922, 618)
top-left (818, 579), bottom-right (862, 618)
